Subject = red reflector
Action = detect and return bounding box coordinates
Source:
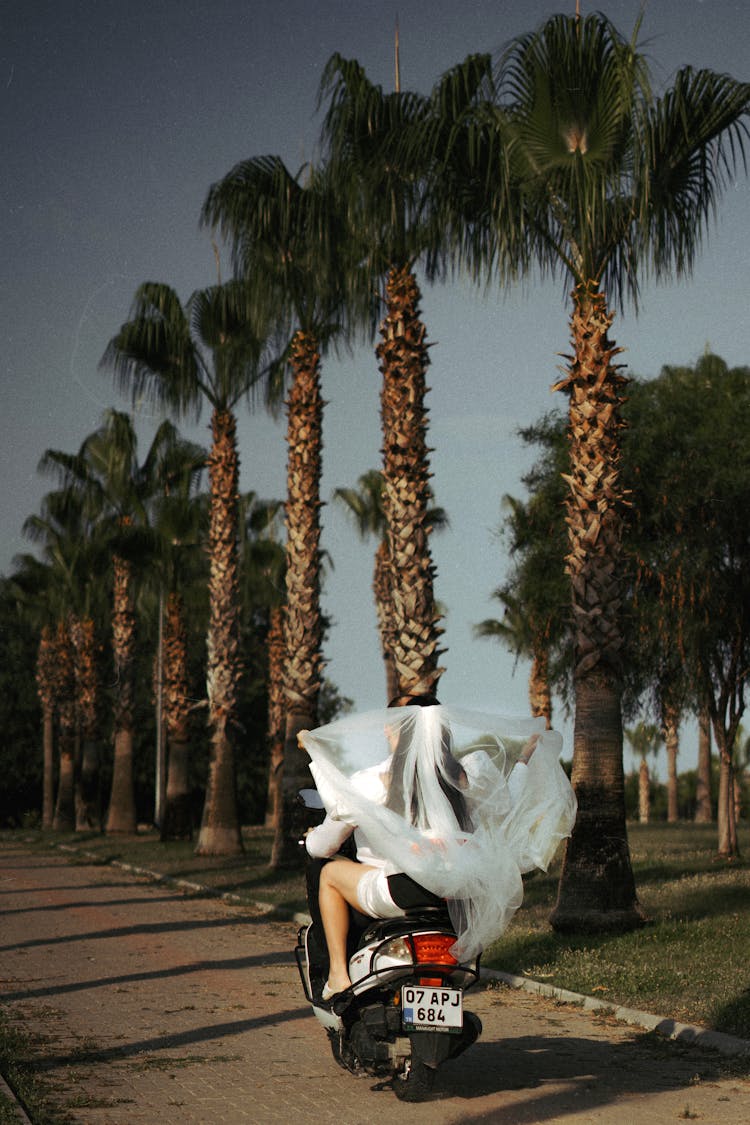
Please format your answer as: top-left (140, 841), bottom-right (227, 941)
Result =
top-left (418, 977), bottom-right (443, 986)
top-left (412, 933), bottom-right (457, 965)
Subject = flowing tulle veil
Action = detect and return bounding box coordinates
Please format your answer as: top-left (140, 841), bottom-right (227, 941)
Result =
top-left (301, 704), bottom-right (576, 959)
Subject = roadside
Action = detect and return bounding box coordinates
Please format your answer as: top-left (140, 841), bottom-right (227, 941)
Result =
top-left (1, 837), bottom-right (749, 1123)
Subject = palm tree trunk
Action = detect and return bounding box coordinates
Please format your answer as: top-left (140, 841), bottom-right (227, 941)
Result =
top-left (161, 592), bottom-right (193, 841)
top-left (638, 757), bottom-right (650, 823)
top-left (42, 709), bottom-right (55, 829)
top-left (529, 646), bottom-right (552, 728)
top-left (377, 264), bottom-right (444, 700)
top-left (695, 706), bottom-right (713, 822)
top-left (36, 626), bottom-right (56, 829)
top-left (549, 284), bottom-right (643, 933)
top-left (663, 702), bottom-right (680, 823)
top-left (106, 555), bottom-right (138, 833)
top-left (373, 539), bottom-right (399, 704)
top-left (273, 330), bottom-right (323, 867)
top-left (264, 607), bottom-right (285, 831)
top-left (197, 408), bottom-right (243, 855)
top-left (70, 615), bottom-right (101, 832)
top-left (52, 620), bottom-right (76, 832)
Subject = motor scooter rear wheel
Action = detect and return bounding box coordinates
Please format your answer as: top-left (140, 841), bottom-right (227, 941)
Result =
top-left (392, 1059), bottom-right (436, 1102)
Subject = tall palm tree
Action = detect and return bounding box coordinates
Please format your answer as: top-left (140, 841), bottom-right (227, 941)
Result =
top-left (21, 488), bottom-right (109, 832)
top-left (452, 12), bottom-right (749, 930)
top-left (475, 588), bottom-right (553, 728)
top-left (319, 54), bottom-right (491, 701)
top-left (148, 441), bottom-right (207, 840)
top-left (9, 555), bottom-right (66, 830)
top-left (624, 721), bottom-right (662, 824)
top-left (36, 622), bottom-right (57, 828)
top-left (334, 468), bottom-right (448, 704)
top-left (102, 281), bottom-right (274, 855)
top-left (41, 412), bottom-right (186, 835)
top-left (202, 157), bottom-right (354, 863)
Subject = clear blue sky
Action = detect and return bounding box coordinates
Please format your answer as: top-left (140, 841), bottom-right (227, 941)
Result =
top-left (2, 1), bottom-right (749, 770)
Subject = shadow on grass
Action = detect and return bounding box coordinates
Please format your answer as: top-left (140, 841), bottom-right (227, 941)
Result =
top-left (713, 988), bottom-right (750, 1040)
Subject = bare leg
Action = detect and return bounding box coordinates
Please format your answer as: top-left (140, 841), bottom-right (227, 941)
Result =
top-left (319, 857), bottom-right (375, 993)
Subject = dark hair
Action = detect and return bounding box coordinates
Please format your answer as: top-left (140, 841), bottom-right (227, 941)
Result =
top-left (385, 707), bottom-right (472, 833)
top-left (388, 692), bottom-right (440, 709)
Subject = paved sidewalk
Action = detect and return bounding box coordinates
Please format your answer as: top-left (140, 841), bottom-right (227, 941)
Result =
top-left (1, 838), bottom-right (749, 1124)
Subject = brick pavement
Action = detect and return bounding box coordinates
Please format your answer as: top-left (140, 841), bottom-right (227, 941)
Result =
top-left (1, 838), bottom-right (749, 1124)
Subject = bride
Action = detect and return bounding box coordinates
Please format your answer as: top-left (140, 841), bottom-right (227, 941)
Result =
top-left (299, 693), bottom-right (576, 998)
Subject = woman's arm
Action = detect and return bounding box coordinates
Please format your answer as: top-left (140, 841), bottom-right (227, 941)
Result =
top-left (507, 733), bottom-right (540, 802)
top-left (305, 815), bottom-right (354, 858)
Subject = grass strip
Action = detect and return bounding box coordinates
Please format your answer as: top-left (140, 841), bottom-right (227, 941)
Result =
top-left (0, 1011), bottom-right (73, 1125)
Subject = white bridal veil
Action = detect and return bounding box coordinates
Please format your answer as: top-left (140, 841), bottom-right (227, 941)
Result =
top-left (300, 704), bottom-right (576, 959)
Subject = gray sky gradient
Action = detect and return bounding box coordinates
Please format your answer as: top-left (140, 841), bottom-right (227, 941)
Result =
top-left (2, 1), bottom-right (749, 766)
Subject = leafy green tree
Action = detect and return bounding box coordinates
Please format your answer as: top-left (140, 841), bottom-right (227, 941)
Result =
top-left (102, 282), bottom-right (276, 855)
top-left (624, 355), bottom-right (750, 856)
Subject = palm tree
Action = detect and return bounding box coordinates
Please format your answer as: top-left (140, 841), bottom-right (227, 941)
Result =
top-left (624, 721), bottom-right (662, 823)
top-left (41, 412), bottom-right (187, 835)
top-left (319, 53), bottom-right (491, 701)
top-left (21, 487), bottom-right (109, 832)
top-left (36, 623), bottom-right (57, 827)
top-left (334, 469), bottom-right (449, 704)
top-left (477, 467), bottom-right (572, 728)
top-left (476, 588), bottom-right (553, 728)
top-left (453, 12), bottom-right (750, 930)
top-left (202, 157), bottom-right (354, 862)
top-left (235, 492), bottom-right (286, 831)
top-left (148, 441), bottom-right (207, 840)
top-left (102, 281), bottom-right (275, 855)
top-left (9, 555), bottom-right (62, 829)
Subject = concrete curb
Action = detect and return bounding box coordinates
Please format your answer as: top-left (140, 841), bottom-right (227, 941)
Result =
top-left (55, 845), bottom-right (750, 1060)
top-left (482, 968), bottom-right (750, 1059)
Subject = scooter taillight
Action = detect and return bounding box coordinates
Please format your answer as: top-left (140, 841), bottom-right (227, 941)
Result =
top-left (411, 933), bottom-right (458, 966)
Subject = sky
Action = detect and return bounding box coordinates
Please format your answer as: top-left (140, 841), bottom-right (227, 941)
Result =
top-left (2, 1), bottom-right (749, 775)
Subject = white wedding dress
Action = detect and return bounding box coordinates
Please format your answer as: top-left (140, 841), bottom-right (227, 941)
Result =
top-left (300, 704), bottom-right (576, 959)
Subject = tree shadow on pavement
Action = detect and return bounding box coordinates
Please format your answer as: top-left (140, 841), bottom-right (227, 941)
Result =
top-left (2, 949), bottom-right (295, 1003)
top-left (435, 1032), bottom-right (749, 1122)
top-left (29, 1008), bottom-right (310, 1072)
top-left (0, 911), bottom-right (273, 955)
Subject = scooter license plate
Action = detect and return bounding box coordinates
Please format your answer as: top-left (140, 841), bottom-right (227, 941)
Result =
top-left (401, 985), bottom-right (463, 1033)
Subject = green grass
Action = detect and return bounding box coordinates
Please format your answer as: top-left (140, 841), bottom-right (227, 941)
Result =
top-left (4, 821), bottom-right (750, 1040)
top-left (483, 822), bottom-right (750, 1039)
top-left (0, 1012), bottom-right (75, 1124)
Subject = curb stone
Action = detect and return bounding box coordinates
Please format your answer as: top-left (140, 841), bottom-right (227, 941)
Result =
top-left (483, 969), bottom-right (750, 1058)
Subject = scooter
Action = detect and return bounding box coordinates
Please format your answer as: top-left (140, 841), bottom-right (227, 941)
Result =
top-left (293, 789), bottom-right (482, 1102)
